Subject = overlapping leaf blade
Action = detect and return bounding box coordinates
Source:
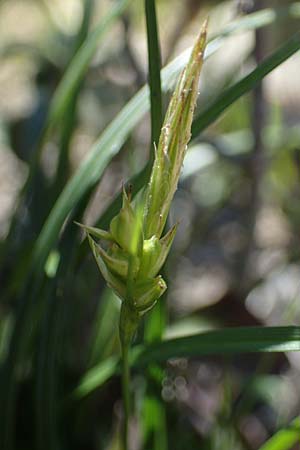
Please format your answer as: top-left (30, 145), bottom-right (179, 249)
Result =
top-left (74, 326), bottom-right (300, 398)
top-left (259, 417), bottom-right (300, 450)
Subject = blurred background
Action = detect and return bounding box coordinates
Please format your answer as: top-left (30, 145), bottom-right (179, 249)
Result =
top-left (1, 0), bottom-right (300, 449)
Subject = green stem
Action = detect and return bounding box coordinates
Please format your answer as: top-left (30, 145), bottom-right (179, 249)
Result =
top-left (121, 343), bottom-right (130, 450)
top-left (119, 302), bottom-right (139, 450)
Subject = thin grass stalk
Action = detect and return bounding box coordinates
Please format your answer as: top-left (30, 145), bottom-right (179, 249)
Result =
top-left (35, 4), bottom-right (95, 447)
top-left (144, 0), bottom-right (164, 343)
top-left (36, 196), bottom-right (89, 450)
top-left (0, 271), bottom-right (44, 450)
top-left (143, 2), bottom-right (168, 449)
top-left (145, 0), bottom-right (163, 149)
top-left (53, 0), bottom-right (94, 197)
top-left (0, 4), bottom-right (96, 447)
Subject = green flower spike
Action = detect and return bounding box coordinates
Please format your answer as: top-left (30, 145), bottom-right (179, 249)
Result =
top-left (143, 19), bottom-right (207, 240)
top-left (77, 23), bottom-right (207, 448)
top-left (77, 20), bottom-right (207, 344)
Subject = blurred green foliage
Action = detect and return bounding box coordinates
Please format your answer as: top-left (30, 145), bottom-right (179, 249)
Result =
top-left (1, 1), bottom-right (300, 449)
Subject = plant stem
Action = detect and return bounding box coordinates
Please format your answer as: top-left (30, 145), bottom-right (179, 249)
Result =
top-left (119, 302), bottom-right (139, 450)
top-left (121, 342), bottom-right (130, 450)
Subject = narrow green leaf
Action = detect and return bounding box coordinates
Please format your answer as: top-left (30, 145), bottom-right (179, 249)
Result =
top-left (87, 289), bottom-right (120, 367)
top-left (35, 4), bottom-right (95, 449)
top-left (209, 3), bottom-right (300, 41)
top-left (258, 417), bottom-right (300, 450)
top-left (144, 0), bottom-right (168, 369)
top-left (73, 355), bottom-right (119, 398)
top-left (145, 0), bottom-right (163, 148)
top-left (74, 326), bottom-right (300, 398)
top-left (192, 32), bottom-right (300, 136)
top-left (135, 326), bottom-right (300, 365)
top-left (46, 0), bottom-right (131, 133)
top-left (142, 394), bottom-right (168, 450)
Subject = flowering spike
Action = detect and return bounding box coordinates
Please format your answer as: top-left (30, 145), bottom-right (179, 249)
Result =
top-left (77, 22), bottom-right (208, 344)
top-left (143, 21), bottom-right (207, 239)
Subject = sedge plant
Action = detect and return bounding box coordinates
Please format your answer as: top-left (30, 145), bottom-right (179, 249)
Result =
top-left (77, 20), bottom-right (207, 449)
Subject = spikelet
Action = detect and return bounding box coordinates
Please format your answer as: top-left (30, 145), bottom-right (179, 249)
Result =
top-left (143, 20), bottom-right (207, 239)
top-left (76, 21), bottom-right (207, 321)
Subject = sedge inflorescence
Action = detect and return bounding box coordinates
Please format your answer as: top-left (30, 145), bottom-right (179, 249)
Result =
top-left (77, 21), bottom-right (207, 341)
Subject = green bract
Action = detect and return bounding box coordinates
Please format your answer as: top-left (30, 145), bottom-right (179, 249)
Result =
top-left (77, 21), bottom-right (207, 321)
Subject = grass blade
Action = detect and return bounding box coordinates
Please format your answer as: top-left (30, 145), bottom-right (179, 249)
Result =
top-left (145, 0), bottom-right (163, 149)
top-left (87, 289), bottom-right (120, 367)
top-left (35, 3), bottom-right (95, 449)
top-left (144, 0), bottom-right (165, 342)
top-left (46, 0), bottom-right (131, 134)
top-left (192, 32), bottom-right (300, 136)
top-left (73, 355), bottom-right (119, 399)
top-left (258, 417), bottom-right (300, 450)
top-left (135, 326), bottom-right (300, 365)
top-left (144, 3), bottom-right (167, 449)
top-left (209, 3), bottom-right (300, 41)
top-left (36, 211), bottom-right (84, 450)
top-left (74, 326), bottom-right (300, 398)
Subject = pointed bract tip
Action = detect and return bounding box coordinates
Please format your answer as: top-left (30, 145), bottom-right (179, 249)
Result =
top-left (74, 221), bottom-right (89, 238)
top-left (75, 221), bottom-right (114, 241)
top-left (121, 182), bottom-right (133, 203)
top-left (74, 220), bottom-right (84, 229)
top-left (202, 17), bottom-right (209, 33)
top-left (196, 18), bottom-right (208, 51)
top-left (194, 18), bottom-right (208, 55)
